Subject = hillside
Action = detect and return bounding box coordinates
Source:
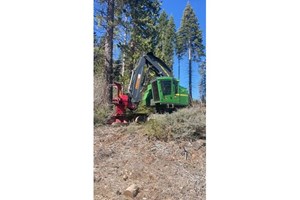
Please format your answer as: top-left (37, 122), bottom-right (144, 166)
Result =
top-left (94, 106), bottom-right (206, 200)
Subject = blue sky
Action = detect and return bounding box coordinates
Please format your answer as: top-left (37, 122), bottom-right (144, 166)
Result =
top-left (161, 0), bottom-right (206, 99)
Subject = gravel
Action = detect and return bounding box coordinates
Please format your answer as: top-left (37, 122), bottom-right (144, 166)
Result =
top-left (94, 125), bottom-right (206, 200)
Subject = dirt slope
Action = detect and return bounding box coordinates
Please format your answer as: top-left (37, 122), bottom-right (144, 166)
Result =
top-left (94, 125), bottom-right (206, 200)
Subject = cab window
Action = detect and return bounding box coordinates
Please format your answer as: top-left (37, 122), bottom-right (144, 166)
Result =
top-left (160, 80), bottom-right (171, 95)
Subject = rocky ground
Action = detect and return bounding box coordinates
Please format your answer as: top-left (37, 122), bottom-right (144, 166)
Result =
top-left (94, 125), bottom-right (206, 200)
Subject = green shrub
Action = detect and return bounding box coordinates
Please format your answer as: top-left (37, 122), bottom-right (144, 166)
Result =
top-left (144, 117), bottom-right (171, 140)
top-left (144, 105), bottom-right (206, 140)
top-left (94, 74), bottom-right (113, 126)
top-left (94, 103), bottom-right (113, 126)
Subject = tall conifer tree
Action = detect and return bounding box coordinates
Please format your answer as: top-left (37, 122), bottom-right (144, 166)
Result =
top-left (94, 0), bottom-right (116, 103)
top-left (104, 0), bottom-right (115, 103)
top-left (176, 3), bottom-right (205, 99)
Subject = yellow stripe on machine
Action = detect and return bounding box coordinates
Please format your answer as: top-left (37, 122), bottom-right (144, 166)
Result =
top-left (161, 67), bottom-right (170, 76)
top-left (175, 93), bottom-right (188, 96)
top-left (135, 74), bottom-right (141, 89)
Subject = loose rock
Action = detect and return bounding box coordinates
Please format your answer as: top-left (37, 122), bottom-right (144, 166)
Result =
top-left (123, 175), bottom-right (128, 181)
top-left (124, 184), bottom-right (139, 198)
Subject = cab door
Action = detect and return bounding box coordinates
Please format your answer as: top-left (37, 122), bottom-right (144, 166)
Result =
top-left (159, 79), bottom-right (172, 103)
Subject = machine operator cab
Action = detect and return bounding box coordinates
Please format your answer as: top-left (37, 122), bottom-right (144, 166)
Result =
top-left (149, 77), bottom-right (189, 108)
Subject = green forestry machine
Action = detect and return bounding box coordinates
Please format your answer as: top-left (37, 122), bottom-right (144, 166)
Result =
top-left (108, 52), bottom-right (190, 124)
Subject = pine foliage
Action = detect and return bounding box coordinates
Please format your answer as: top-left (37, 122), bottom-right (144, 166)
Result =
top-left (155, 11), bottom-right (176, 68)
top-left (199, 60), bottom-right (206, 102)
top-left (123, 0), bottom-right (161, 69)
top-left (176, 3), bottom-right (205, 61)
top-left (94, 35), bottom-right (105, 75)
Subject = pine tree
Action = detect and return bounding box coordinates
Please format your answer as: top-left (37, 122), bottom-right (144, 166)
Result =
top-left (199, 60), bottom-right (206, 103)
top-left (95, 0), bottom-right (125, 103)
top-left (155, 11), bottom-right (176, 68)
top-left (122, 0), bottom-right (161, 71)
top-left (104, 0), bottom-right (115, 103)
top-left (176, 3), bottom-right (205, 99)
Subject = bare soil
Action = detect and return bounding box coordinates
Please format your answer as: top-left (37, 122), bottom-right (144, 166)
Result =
top-left (94, 125), bottom-right (206, 200)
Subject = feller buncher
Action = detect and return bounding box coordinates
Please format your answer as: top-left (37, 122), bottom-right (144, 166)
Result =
top-left (108, 52), bottom-right (190, 124)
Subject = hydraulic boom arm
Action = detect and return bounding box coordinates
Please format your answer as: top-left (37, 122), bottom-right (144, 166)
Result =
top-left (128, 52), bottom-right (173, 105)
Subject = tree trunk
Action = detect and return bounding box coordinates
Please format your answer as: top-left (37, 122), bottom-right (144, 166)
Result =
top-left (104, 0), bottom-right (114, 104)
top-left (188, 43), bottom-right (192, 99)
top-left (188, 57), bottom-right (192, 99)
top-left (121, 16), bottom-right (127, 77)
top-left (178, 58), bottom-right (180, 80)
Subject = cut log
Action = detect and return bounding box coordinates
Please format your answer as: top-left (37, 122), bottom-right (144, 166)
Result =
top-left (124, 184), bottom-right (139, 198)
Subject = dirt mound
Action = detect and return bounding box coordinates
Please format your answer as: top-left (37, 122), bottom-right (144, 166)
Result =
top-left (94, 125), bottom-right (206, 200)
